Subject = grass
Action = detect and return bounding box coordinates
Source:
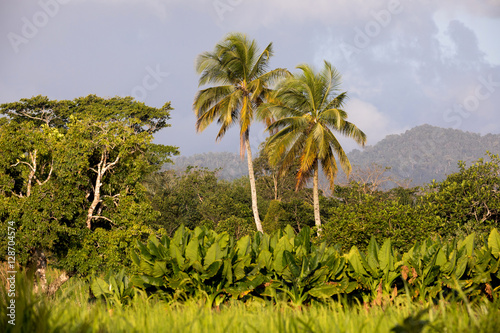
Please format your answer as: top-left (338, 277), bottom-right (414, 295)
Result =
top-left (1, 270), bottom-right (500, 333)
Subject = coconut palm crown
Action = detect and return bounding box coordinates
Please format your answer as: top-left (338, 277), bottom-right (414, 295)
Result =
top-left (261, 60), bottom-right (367, 228)
top-left (193, 33), bottom-right (289, 232)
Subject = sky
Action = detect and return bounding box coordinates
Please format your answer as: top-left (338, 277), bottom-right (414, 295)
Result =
top-left (1, 0), bottom-right (499, 157)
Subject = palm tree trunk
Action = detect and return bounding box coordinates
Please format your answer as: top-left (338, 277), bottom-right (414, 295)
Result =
top-left (313, 161), bottom-right (322, 234)
top-left (245, 137), bottom-right (263, 233)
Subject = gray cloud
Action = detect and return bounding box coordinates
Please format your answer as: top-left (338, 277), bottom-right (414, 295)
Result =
top-left (0, 0), bottom-right (498, 157)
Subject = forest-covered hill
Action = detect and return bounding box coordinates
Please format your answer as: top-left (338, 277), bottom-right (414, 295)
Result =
top-left (165, 124), bottom-right (500, 186)
top-left (347, 124), bottom-right (500, 185)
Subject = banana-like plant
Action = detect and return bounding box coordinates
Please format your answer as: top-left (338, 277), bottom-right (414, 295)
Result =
top-left (91, 269), bottom-right (134, 307)
top-left (128, 225), bottom-right (500, 305)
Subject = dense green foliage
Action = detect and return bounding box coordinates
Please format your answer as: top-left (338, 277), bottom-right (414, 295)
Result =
top-left (144, 168), bottom-right (260, 238)
top-left (152, 152), bottom-right (500, 257)
top-left (2, 33), bottom-right (500, 332)
top-left (322, 153), bottom-right (500, 252)
top-left (422, 152), bottom-right (500, 238)
top-left (0, 95), bottom-right (179, 275)
top-left (129, 225), bottom-right (500, 305)
top-left (323, 194), bottom-right (444, 252)
top-left (2, 271), bottom-right (499, 333)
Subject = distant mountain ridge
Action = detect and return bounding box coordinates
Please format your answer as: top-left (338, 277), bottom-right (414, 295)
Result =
top-left (165, 125), bottom-right (500, 186)
top-left (165, 152), bottom-right (248, 180)
top-left (348, 124), bottom-right (500, 185)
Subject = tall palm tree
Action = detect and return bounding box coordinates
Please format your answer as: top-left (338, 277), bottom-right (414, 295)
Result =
top-left (193, 33), bottom-right (289, 233)
top-left (261, 61), bottom-right (367, 230)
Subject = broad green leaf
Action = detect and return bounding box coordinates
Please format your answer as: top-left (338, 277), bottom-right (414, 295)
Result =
top-left (273, 249), bottom-right (286, 273)
top-left (379, 238), bottom-right (393, 274)
top-left (130, 251), bottom-right (141, 267)
top-left (233, 255), bottom-right (251, 281)
top-left (284, 224), bottom-right (296, 240)
top-left (236, 235), bottom-right (251, 256)
top-left (170, 244), bottom-right (185, 267)
top-left (458, 233), bottom-right (475, 257)
top-left (345, 281), bottom-right (358, 294)
top-left (348, 247), bottom-right (368, 276)
top-left (131, 275), bottom-right (164, 288)
top-left (435, 247), bottom-right (447, 267)
top-left (193, 226), bottom-right (204, 239)
top-left (147, 240), bottom-right (161, 258)
top-left (139, 261), bottom-right (154, 276)
top-left (91, 278), bottom-right (110, 298)
top-left (367, 237), bottom-right (380, 272)
top-left (185, 238), bottom-right (200, 263)
top-left (109, 276), bottom-right (119, 295)
top-left (217, 232), bottom-right (230, 250)
top-left (204, 242), bottom-right (222, 268)
top-left (223, 259), bottom-right (233, 286)
top-left (454, 255), bottom-right (468, 279)
top-left (152, 261), bottom-right (168, 278)
top-left (172, 225), bottom-right (187, 249)
top-left (257, 249), bottom-right (273, 269)
top-left (488, 228), bottom-right (500, 258)
top-left (136, 240), bottom-right (152, 261)
top-left (201, 261), bottom-right (222, 280)
top-left (259, 233), bottom-right (270, 252)
top-left (295, 227), bottom-right (311, 251)
top-left (284, 250), bottom-right (300, 279)
top-left (309, 277), bottom-right (349, 298)
top-left (275, 235), bottom-right (293, 254)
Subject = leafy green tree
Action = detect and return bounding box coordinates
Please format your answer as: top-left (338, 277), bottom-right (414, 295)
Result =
top-left (262, 61), bottom-right (366, 229)
top-left (215, 215), bottom-right (255, 239)
top-left (193, 32), bottom-right (289, 232)
top-left (322, 194), bottom-right (443, 252)
top-left (147, 168), bottom-right (219, 234)
top-left (263, 199), bottom-right (315, 234)
top-left (0, 96), bottom-right (179, 286)
top-left (422, 152), bottom-right (500, 238)
top-left (146, 167), bottom-right (259, 236)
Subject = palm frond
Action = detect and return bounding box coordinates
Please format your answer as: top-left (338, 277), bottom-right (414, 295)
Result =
top-left (264, 60), bottom-right (366, 191)
top-left (338, 120), bottom-right (367, 147)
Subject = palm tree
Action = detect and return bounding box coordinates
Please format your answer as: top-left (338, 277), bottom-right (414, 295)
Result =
top-left (261, 61), bottom-right (367, 231)
top-left (193, 33), bottom-right (289, 233)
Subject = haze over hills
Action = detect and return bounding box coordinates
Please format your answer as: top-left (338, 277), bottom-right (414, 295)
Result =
top-left (165, 125), bottom-right (500, 186)
top-left (347, 124), bottom-right (500, 185)
top-left (165, 152), bottom-right (248, 181)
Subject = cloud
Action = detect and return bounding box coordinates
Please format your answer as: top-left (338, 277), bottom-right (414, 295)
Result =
top-left (1, 0), bottom-right (498, 158)
top-left (71, 0), bottom-right (191, 19)
top-left (310, 0), bottom-right (500, 140)
top-left (343, 98), bottom-right (406, 146)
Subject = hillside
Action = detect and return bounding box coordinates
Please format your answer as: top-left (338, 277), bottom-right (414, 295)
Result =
top-left (165, 125), bottom-right (500, 186)
top-left (347, 124), bottom-right (500, 185)
top-left (164, 152), bottom-right (248, 180)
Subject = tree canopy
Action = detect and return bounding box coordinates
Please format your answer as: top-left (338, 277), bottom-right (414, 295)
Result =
top-left (0, 95), bottom-right (179, 276)
top-left (193, 32), bottom-right (289, 232)
top-left (261, 61), bottom-right (366, 228)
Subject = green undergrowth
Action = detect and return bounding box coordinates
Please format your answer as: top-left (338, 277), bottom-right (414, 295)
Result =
top-left (125, 225), bottom-right (500, 306)
top-left (2, 270), bottom-right (500, 333)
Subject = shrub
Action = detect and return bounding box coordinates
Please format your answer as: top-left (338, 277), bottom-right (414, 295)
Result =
top-left (215, 216), bottom-right (255, 239)
top-left (322, 196), bottom-right (443, 252)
